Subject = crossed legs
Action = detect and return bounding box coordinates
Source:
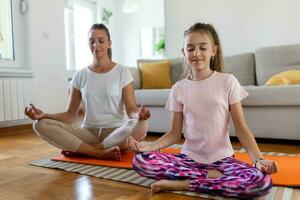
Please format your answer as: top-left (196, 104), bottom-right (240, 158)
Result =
top-left (33, 118), bottom-right (148, 160)
top-left (133, 152), bottom-right (272, 198)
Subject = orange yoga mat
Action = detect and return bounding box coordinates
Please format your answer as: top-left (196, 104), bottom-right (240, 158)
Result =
top-left (52, 148), bottom-right (300, 187)
top-left (52, 148), bottom-right (180, 169)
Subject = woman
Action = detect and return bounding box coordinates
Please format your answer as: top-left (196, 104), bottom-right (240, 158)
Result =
top-left (25, 23), bottom-right (150, 160)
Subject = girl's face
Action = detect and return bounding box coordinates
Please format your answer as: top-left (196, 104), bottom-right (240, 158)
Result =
top-left (88, 29), bottom-right (111, 59)
top-left (182, 32), bottom-right (217, 71)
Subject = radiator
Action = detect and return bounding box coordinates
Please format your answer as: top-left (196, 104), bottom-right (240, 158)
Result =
top-left (0, 78), bottom-right (33, 122)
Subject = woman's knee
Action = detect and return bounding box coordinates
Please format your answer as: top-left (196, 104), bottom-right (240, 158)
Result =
top-left (33, 119), bottom-right (46, 131)
top-left (32, 119), bottom-right (55, 136)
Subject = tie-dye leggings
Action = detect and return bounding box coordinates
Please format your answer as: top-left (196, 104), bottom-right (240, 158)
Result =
top-left (133, 152), bottom-right (272, 199)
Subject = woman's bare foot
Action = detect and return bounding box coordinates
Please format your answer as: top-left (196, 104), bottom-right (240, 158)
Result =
top-left (77, 143), bottom-right (121, 161)
top-left (151, 180), bottom-right (189, 193)
top-left (92, 146), bottom-right (121, 161)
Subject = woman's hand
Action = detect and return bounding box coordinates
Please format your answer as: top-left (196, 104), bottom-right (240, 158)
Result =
top-left (256, 159), bottom-right (279, 174)
top-left (24, 104), bottom-right (45, 120)
top-left (138, 105), bottom-right (151, 120)
top-left (127, 136), bottom-right (158, 152)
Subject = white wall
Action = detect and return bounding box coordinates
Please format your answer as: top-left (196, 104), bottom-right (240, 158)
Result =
top-left (25, 0), bottom-right (69, 112)
top-left (100, 0), bottom-right (165, 67)
top-left (165, 0), bottom-right (300, 58)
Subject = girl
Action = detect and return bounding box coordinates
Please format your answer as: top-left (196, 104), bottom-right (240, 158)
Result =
top-left (25, 23), bottom-right (150, 161)
top-left (128, 22), bottom-right (278, 198)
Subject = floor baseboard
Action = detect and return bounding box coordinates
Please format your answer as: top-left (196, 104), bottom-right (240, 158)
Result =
top-left (0, 119), bottom-right (33, 135)
top-left (0, 119), bottom-right (32, 128)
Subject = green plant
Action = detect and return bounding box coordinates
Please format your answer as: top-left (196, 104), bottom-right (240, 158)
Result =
top-left (155, 37), bottom-right (165, 54)
top-left (101, 8), bottom-right (113, 25)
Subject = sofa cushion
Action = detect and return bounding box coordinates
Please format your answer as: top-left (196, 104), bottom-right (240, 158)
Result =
top-left (255, 44), bottom-right (300, 86)
top-left (265, 70), bottom-right (300, 86)
top-left (135, 89), bottom-right (170, 106)
top-left (223, 53), bottom-right (256, 86)
top-left (139, 60), bottom-right (172, 89)
top-left (137, 58), bottom-right (186, 84)
top-left (243, 85), bottom-right (300, 106)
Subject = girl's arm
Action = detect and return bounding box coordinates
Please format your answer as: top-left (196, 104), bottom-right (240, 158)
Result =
top-left (122, 82), bottom-right (150, 120)
top-left (129, 111), bottom-right (183, 152)
top-left (25, 87), bottom-right (82, 124)
top-left (230, 101), bottom-right (278, 174)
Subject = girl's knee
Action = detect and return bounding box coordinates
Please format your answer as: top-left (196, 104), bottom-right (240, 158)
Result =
top-left (256, 175), bottom-right (273, 195)
top-left (133, 153), bottom-right (148, 165)
top-left (244, 175), bottom-right (272, 198)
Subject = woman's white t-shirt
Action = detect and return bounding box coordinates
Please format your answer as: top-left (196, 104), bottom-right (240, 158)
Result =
top-left (72, 64), bottom-right (133, 128)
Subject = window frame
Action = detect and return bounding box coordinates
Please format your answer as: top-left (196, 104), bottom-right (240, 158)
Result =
top-left (0, 0), bottom-right (33, 77)
top-left (65, 0), bottom-right (98, 74)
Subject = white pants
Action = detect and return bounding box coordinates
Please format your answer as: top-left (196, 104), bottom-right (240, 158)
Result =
top-left (33, 119), bottom-right (148, 152)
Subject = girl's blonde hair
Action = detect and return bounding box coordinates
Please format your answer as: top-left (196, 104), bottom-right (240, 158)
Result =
top-left (183, 22), bottom-right (224, 77)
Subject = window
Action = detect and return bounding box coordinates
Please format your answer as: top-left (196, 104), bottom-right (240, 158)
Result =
top-left (65, 0), bottom-right (97, 71)
top-left (0, 0), bottom-right (30, 75)
top-left (0, 0), bottom-right (14, 61)
top-left (140, 27), bottom-right (165, 59)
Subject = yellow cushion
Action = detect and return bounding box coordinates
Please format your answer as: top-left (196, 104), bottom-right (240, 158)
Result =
top-left (265, 70), bottom-right (300, 86)
top-left (139, 60), bottom-right (172, 89)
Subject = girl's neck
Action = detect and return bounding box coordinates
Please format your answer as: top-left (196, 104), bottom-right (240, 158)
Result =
top-left (191, 68), bottom-right (214, 81)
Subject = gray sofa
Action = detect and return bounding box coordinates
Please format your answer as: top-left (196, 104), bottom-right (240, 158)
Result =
top-left (128, 44), bottom-right (300, 140)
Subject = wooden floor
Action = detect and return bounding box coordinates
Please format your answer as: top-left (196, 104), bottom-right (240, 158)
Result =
top-left (1, 125), bottom-right (300, 200)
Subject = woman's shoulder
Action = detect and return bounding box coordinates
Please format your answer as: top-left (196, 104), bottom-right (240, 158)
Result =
top-left (113, 63), bottom-right (128, 72)
top-left (75, 67), bottom-right (88, 75)
top-left (73, 67), bottom-right (88, 79)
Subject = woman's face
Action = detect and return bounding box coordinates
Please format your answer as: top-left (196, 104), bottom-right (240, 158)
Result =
top-left (182, 32), bottom-right (217, 71)
top-left (88, 29), bottom-right (111, 59)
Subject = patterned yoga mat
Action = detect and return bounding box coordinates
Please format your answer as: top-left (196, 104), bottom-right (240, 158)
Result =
top-left (30, 149), bottom-right (300, 200)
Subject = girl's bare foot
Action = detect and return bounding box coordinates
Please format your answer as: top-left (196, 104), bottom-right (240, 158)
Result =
top-left (151, 180), bottom-right (189, 193)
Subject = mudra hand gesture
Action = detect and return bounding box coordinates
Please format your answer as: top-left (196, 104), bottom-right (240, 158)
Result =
top-left (25, 104), bottom-right (45, 120)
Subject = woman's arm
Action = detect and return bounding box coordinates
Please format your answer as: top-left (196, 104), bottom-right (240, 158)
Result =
top-left (230, 101), bottom-right (278, 174)
top-left (122, 82), bottom-right (150, 120)
top-left (25, 87), bottom-right (82, 124)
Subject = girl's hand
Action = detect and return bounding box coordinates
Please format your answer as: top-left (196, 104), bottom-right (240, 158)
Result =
top-left (138, 105), bottom-right (151, 120)
top-left (24, 104), bottom-right (45, 120)
top-left (256, 159), bottom-right (279, 174)
top-left (127, 136), bottom-right (158, 152)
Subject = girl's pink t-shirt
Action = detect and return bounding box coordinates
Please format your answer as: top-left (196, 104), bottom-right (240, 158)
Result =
top-left (166, 71), bottom-right (249, 164)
